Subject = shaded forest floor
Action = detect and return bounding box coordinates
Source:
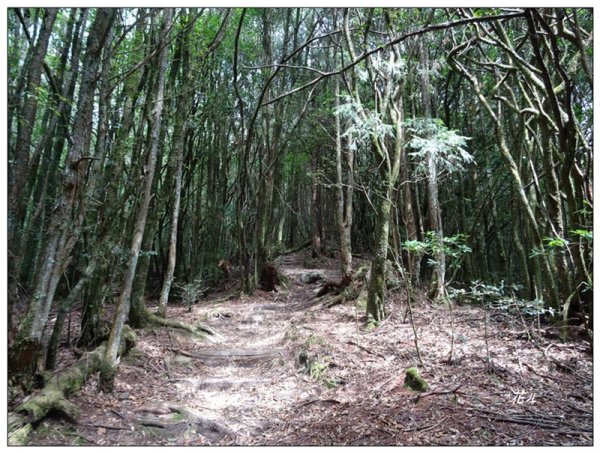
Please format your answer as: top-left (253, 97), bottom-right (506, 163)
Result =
top-left (23, 249), bottom-right (592, 446)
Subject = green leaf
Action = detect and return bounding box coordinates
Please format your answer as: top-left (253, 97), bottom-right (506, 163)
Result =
top-left (543, 236), bottom-right (569, 248)
top-left (571, 229), bottom-right (593, 241)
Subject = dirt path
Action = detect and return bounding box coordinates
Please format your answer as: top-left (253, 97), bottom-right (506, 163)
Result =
top-left (25, 250), bottom-right (593, 446)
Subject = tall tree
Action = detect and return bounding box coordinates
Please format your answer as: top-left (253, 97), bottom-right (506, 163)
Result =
top-left (334, 11), bottom-right (354, 279)
top-left (101, 8), bottom-right (173, 390)
top-left (8, 8), bottom-right (57, 251)
top-left (9, 8), bottom-right (117, 379)
top-left (342, 9), bottom-right (405, 324)
top-left (418, 36), bottom-right (446, 299)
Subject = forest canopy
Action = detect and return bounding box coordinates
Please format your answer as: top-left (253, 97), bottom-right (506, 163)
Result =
top-left (6, 7), bottom-right (593, 432)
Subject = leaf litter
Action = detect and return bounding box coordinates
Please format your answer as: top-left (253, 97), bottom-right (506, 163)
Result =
top-left (24, 249), bottom-right (592, 446)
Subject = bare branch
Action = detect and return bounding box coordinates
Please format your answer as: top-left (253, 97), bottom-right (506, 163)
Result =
top-left (263, 10), bottom-right (527, 107)
top-left (242, 63), bottom-right (328, 76)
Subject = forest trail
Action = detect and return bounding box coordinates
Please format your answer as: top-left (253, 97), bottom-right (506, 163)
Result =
top-left (27, 249), bottom-right (592, 446)
top-left (8, 7), bottom-right (592, 448)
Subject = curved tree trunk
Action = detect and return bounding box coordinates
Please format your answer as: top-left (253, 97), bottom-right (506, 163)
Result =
top-left (9, 9), bottom-right (116, 380)
top-left (9, 327), bottom-right (136, 445)
top-left (366, 94), bottom-right (404, 324)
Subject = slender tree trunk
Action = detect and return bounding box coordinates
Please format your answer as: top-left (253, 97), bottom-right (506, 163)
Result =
top-left (448, 53), bottom-right (561, 309)
top-left (400, 144), bottom-right (419, 285)
top-left (513, 205), bottom-right (533, 300)
top-left (419, 40), bottom-right (446, 299)
top-left (9, 8), bottom-right (58, 254)
top-left (128, 197), bottom-right (161, 328)
top-left (426, 153), bottom-right (446, 299)
top-left (287, 166), bottom-right (300, 248)
top-left (141, 10), bottom-right (194, 320)
top-left (157, 106), bottom-right (187, 317)
top-left (101, 9), bottom-right (173, 390)
top-left (366, 95), bottom-right (404, 324)
top-left (335, 77), bottom-right (353, 278)
top-left (311, 153), bottom-right (322, 258)
top-left (367, 194), bottom-right (393, 323)
top-left (255, 9), bottom-right (281, 285)
top-left (343, 12), bottom-right (405, 324)
top-left (232, 10), bottom-right (253, 293)
top-left (9, 9), bottom-right (116, 379)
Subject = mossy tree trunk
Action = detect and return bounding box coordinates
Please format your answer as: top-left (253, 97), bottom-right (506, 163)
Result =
top-left (9, 9), bottom-right (116, 380)
top-left (9, 327), bottom-right (136, 445)
top-left (342, 11), bottom-right (405, 325)
top-left (365, 113), bottom-right (404, 324)
top-left (367, 195), bottom-right (393, 323)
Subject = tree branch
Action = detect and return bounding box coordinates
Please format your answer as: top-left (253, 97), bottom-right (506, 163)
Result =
top-left (263, 10), bottom-right (527, 106)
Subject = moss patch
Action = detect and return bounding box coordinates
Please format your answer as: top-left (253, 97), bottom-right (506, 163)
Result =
top-left (404, 367), bottom-right (429, 392)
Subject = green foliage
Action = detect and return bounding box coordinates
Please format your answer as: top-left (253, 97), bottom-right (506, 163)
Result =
top-left (307, 358), bottom-right (328, 380)
top-left (334, 54), bottom-right (406, 145)
top-left (530, 229), bottom-right (592, 259)
top-left (402, 239), bottom-right (428, 255)
top-left (450, 280), bottom-right (519, 302)
top-left (335, 96), bottom-right (396, 145)
top-left (442, 233), bottom-right (473, 259)
top-left (447, 280), bottom-right (555, 318)
top-left (303, 354), bottom-right (338, 388)
top-left (403, 232), bottom-right (472, 269)
top-left (581, 199), bottom-right (593, 213)
top-left (543, 236), bottom-right (569, 249)
top-left (174, 279), bottom-right (208, 310)
top-left (357, 54), bottom-right (406, 84)
top-left (571, 229), bottom-right (593, 241)
top-left (406, 118), bottom-right (473, 175)
top-left (305, 333), bottom-right (326, 346)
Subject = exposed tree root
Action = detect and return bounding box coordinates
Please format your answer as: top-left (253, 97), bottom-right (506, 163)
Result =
top-left (167, 347), bottom-right (282, 362)
top-left (145, 309), bottom-right (222, 342)
top-left (315, 275), bottom-right (352, 298)
top-left (466, 405), bottom-right (592, 432)
top-left (205, 292), bottom-right (242, 305)
top-left (288, 298), bottom-right (323, 311)
top-left (281, 240), bottom-right (311, 256)
top-left (324, 293), bottom-right (346, 307)
top-left (168, 377), bottom-right (266, 391)
top-left (319, 265), bottom-right (370, 308)
top-left (8, 327), bottom-right (136, 445)
top-left (133, 401), bottom-right (234, 438)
